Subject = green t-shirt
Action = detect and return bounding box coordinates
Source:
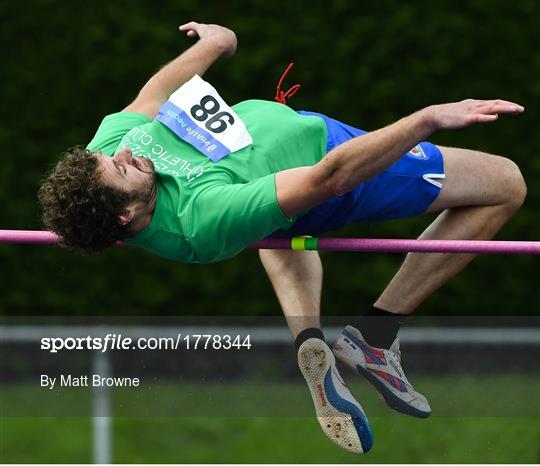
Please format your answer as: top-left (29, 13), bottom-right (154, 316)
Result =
top-left (87, 99), bottom-right (327, 263)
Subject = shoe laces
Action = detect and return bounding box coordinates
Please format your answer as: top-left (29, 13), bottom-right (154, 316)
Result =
top-left (385, 345), bottom-right (411, 384)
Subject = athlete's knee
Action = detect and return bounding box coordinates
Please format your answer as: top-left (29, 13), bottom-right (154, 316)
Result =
top-left (497, 157), bottom-right (527, 212)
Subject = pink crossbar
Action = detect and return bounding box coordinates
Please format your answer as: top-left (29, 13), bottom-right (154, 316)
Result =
top-left (250, 237), bottom-right (540, 255)
top-left (1, 230), bottom-right (539, 255)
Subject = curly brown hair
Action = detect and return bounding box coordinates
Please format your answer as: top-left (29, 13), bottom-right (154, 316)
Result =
top-left (38, 146), bottom-right (132, 254)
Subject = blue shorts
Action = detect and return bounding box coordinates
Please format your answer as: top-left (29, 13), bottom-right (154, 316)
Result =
top-left (271, 111), bottom-right (445, 237)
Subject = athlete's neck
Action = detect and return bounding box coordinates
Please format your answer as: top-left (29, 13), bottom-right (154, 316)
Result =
top-left (126, 191), bottom-right (157, 236)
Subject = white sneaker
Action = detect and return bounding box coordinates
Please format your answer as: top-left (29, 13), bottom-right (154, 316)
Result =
top-left (333, 325), bottom-right (431, 418)
top-left (297, 337), bottom-right (374, 454)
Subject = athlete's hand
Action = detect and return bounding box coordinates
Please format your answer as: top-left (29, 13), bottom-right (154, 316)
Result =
top-left (179, 21), bottom-right (237, 58)
top-left (426, 99), bottom-right (524, 130)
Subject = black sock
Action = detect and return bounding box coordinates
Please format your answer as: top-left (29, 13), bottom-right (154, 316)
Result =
top-left (294, 327), bottom-right (325, 351)
top-left (356, 306), bottom-right (406, 349)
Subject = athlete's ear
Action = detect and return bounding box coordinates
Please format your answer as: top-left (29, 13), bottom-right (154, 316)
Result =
top-left (119, 209), bottom-right (134, 226)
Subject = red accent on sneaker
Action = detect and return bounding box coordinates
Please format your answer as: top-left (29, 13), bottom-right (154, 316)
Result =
top-left (317, 383), bottom-right (327, 406)
top-left (371, 369), bottom-right (409, 393)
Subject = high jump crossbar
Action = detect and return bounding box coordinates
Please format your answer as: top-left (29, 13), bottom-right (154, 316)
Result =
top-left (1, 229), bottom-right (540, 255)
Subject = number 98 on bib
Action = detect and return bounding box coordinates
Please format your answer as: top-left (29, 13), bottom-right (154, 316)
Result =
top-left (156, 75), bottom-right (253, 162)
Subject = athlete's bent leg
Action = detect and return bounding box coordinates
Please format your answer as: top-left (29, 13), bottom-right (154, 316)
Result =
top-left (375, 146), bottom-right (527, 314)
top-left (334, 146), bottom-right (526, 419)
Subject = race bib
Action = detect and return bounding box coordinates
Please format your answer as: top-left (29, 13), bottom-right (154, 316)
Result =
top-left (156, 75), bottom-right (253, 162)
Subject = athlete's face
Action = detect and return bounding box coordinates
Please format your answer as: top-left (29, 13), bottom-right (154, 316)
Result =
top-left (99, 147), bottom-right (155, 191)
top-left (98, 147), bottom-right (157, 224)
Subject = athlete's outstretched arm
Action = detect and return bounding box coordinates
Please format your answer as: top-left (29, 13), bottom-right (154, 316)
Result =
top-left (276, 99), bottom-right (524, 217)
top-left (123, 21), bottom-right (237, 119)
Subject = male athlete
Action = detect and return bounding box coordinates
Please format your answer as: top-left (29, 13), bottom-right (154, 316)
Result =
top-left (38, 22), bottom-right (526, 454)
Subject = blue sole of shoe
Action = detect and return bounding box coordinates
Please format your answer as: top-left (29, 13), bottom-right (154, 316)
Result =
top-left (324, 369), bottom-right (374, 452)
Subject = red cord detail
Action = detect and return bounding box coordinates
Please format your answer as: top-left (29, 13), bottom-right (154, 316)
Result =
top-left (275, 62), bottom-right (301, 105)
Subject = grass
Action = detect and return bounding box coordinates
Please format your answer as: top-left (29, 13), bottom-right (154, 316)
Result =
top-left (1, 375), bottom-right (539, 463)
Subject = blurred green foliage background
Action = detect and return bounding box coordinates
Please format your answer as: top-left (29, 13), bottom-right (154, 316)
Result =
top-left (1, 0), bottom-right (539, 316)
